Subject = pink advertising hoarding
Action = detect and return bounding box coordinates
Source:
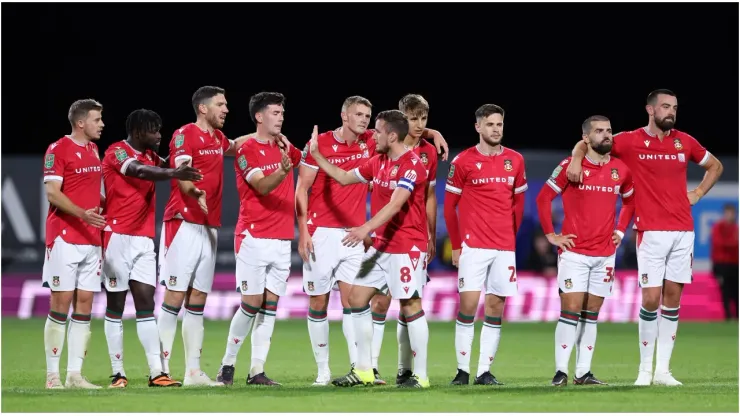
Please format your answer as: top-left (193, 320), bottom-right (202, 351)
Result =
top-left (2, 271), bottom-right (724, 322)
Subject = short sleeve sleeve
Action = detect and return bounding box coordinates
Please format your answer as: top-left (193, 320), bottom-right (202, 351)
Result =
top-left (353, 155), bottom-right (378, 184)
top-left (289, 144), bottom-right (303, 166)
top-left (43, 144), bottom-right (66, 183)
top-left (105, 146), bottom-right (138, 175)
top-left (611, 132), bottom-right (629, 158)
top-left (301, 143), bottom-right (318, 170)
top-left (426, 149), bottom-right (438, 187)
top-left (444, 154), bottom-right (465, 195)
top-left (514, 155), bottom-right (528, 194)
top-left (171, 129), bottom-right (195, 167)
top-left (545, 158), bottom-right (571, 194)
top-left (684, 133), bottom-right (710, 166)
top-left (620, 166), bottom-right (635, 198)
top-left (397, 155), bottom-right (428, 194)
top-left (235, 142), bottom-right (263, 185)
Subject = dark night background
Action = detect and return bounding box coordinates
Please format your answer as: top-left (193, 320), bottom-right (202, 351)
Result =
top-left (2, 2), bottom-right (738, 157)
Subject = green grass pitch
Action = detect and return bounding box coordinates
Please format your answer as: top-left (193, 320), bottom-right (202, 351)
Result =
top-left (2, 318), bottom-right (737, 412)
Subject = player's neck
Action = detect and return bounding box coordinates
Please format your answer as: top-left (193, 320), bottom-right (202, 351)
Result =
top-left (477, 141), bottom-right (502, 156)
top-left (68, 131), bottom-right (90, 145)
top-left (388, 143), bottom-right (408, 160)
top-left (586, 148), bottom-right (609, 165)
top-left (403, 135), bottom-right (421, 149)
top-left (337, 126), bottom-right (358, 144)
top-left (195, 118), bottom-right (215, 134)
top-left (647, 121), bottom-right (669, 141)
top-left (125, 136), bottom-right (146, 153)
top-left (255, 126), bottom-right (276, 144)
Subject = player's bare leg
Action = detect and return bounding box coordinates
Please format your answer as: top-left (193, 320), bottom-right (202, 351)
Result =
top-left (218, 291), bottom-right (263, 385)
top-left (475, 294), bottom-right (505, 386)
top-left (452, 290), bottom-right (480, 385)
top-left (370, 292), bottom-right (390, 384)
top-left (45, 290), bottom-right (74, 389)
top-left (652, 281), bottom-right (683, 386)
top-left (129, 281), bottom-right (181, 387)
top-left (104, 290), bottom-right (128, 388)
top-left (553, 291), bottom-right (585, 386)
top-left (397, 297), bottom-right (430, 388)
top-left (248, 290), bottom-right (281, 386)
top-left (65, 289), bottom-right (100, 389)
top-left (573, 293), bottom-right (606, 385)
top-left (332, 285), bottom-right (377, 387)
top-left (635, 285), bottom-right (661, 385)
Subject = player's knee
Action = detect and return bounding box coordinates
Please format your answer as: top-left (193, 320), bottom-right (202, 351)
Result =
top-left (187, 288), bottom-right (208, 306)
top-left (49, 291), bottom-right (74, 313)
top-left (131, 285), bottom-right (155, 313)
top-left (309, 294), bottom-right (329, 311)
top-left (585, 296), bottom-right (605, 314)
top-left (163, 289), bottom-right (186, 308)
top-left (484, 294), bottom-right (506, 317)
top-left (371, 295), bottom-right (391, 314)
top-left (73, 289), bottom-right (95, 314)
top-left (105, 290), bottom-right (127, 314)
top-left (641, 288), bottom-right (661, 310)
top-left (399, 298), bottom-right (422, 316)
top-left (661, 281), bottom-right (684, 307)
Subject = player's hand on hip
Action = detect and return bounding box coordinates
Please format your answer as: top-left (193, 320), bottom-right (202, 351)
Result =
top-left (82, 208), bottom-right (106, 228)
top-left (611, 231), bottom-right (623, 248)
top-left (173, 164), bottom-right (203, 182)
top-left (566, 162), bottom-right (583, 183)
top-left (687, 190), bottom-right (701, 206)
top-left (451, 248), bottom-right (461, 267)
top-left (280, 148), bottom-right (292, 173)
top-left (545, 233), bottom-right (576, 251)
top-left (342, 227), bottom-right (366, 247)
top-left (309, 125), bottom-right (319, 155)
top-left (362, 235), bottom-right (374, 252)
top-left (298, 232), bottom-right (314, 263)
top-left (193, 188), bottom-right (208, 214)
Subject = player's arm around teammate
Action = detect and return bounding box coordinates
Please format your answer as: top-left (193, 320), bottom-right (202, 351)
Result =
top-left (42, 99), bottom-right (106, 389)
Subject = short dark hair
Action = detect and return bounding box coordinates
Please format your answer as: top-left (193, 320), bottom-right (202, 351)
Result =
top-left (582, 115), bottom-right (610, 134)
top-left (126, 109), bottom-right (162, 138)
top-left (68, 99), bottom-right (103, 126)
top-left (647, 89), bottom-right (676, 105)
top-left (398, 94), bottom-right (429, 116)
top-left (248, 92), bottom-right (285, 124)
top-left (723, 203), bottom-right (736, 213)
top-left (342, 96), bottom-right (372, 112)
top-left (375, 110), bottom-right (409, 141)
top-left (475, 104), bottom-right (505, 121)
top-left (192, 86), bottom-right (225, 116)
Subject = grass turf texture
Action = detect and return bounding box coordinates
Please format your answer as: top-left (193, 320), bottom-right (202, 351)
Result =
top-left (2, 319), bottom-right (737, 412)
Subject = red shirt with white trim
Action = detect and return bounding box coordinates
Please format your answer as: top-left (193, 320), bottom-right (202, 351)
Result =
top-left (234, 138), bottom-right (303, 240)
top-left (545, 155), bottom-right (634, 257)
top-left (611, 127), bottom-right (709, 231)
top-left (300, 129), bottom-right (376, 232)
top-left (354, 150), bottom-right (428, 254)
top-left (43, 136), bottom-right (103, 246)
top-left (163, 123), bottom-right (230, 227)
top-left (408, 139), bottom-right (438, 188)
top-left (101, 140), bottom-right (159, 238)
top-left (445, 146), bottom-right (527, 252)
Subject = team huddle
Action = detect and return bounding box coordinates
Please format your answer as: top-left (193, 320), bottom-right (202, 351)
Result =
top-left (41, 87), bottom-right (722, 390)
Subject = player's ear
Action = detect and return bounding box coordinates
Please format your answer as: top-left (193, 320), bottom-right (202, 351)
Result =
top-left (645, 104), bottom-right (654, 117)
top-left (255, 112), bottom-right (263, 124)
top-left (474, 122), bottom-right (481, 134)
top-left (340, 111), bottom-right (348, 124)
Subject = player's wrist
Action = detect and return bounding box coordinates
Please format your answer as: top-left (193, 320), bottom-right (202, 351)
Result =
top-left (694, 188), bottom-right (705, 198)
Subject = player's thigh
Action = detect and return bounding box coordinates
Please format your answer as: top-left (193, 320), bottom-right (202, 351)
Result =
top-left (665, 231), bottom-right (695, 285)
top-left (386, 250), bottom-right (427, 300)
top-left (557, 251), bottom-right (591, 294)
top-left (266, 240), bottom-right (292, 297)
top-left (42, 237), bottom-right (85, 292)
top-left (587, 254), bottom-right (616, 298)
top-left (486, 250), bottom-right (518, 297)
top-left (160, 220), bottom-right (200, 292)
top-left (636, 231), bottom-right (672, 288)
top-left (457, 244), bottom-right (494, 293)
top-left (102, 233), bottom-right (132, 292)
top-left (302, 227), bottom-right (340, 295)
top-left (354, 247), bottom-right (388, 294)
top-left (191, 225), bottom-right (219, 294)
top-left (235, 232), bottom-right (270, 296)
top-left (129, 236), bottom-right (157, 289)
top-left (76, 244), bottom-right (103, 293)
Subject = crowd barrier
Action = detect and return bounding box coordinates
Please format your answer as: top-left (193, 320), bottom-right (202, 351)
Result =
top-left (2, 271), bottom-right (724, 322)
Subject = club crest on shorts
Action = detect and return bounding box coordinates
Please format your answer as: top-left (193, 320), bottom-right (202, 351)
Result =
top-left (390, 165), bottom-right (399, 178)
top-left (458, 277), bottom-right (464, 289)
top-left (420, 152), bottom-right (428, 165)
top-left (241, 281), bottom-right (248, 292)
top-left (564, 278), bottom-right (573, 289)
top-left (504, 159), bottom-right (513, 171)
top-left (673, 138), bottom-right (683, 150)
top-left (109, 277), bottom-right (117, 288)
top-left (52, 276), bottom-right (60, 287)
top-left (641, 274), bottom-right (648, 285)
top-left (611, 168), bottom-right (620, 181)
top-left (307, 281), bottom-right (314, 292)
top-left (168, 275), bottom-right (177, 286)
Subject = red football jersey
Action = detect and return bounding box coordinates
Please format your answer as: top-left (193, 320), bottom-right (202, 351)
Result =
top-left (408, 139), bottom-right (438, 188)
top-left (610, 127), bottom-right (709, 231)
top-left (445, 146), bottom-right (527, 252)
top-left (354, 150), bottom-right (428, 254)
top-left (43, 136), bottom-right (103, 246)
top-left (235, 138), bottom-right (303, 240)
top-left (546, 155), bottom-right (635, 257)
top-left (101, 140), bottom-right (158, 238)
top-left (300, 129), bottom-right (376, 232)
top-left (163, 123), bottom-right (230, 227)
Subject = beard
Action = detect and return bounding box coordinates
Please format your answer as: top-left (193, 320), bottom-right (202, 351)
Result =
top-left (481, 134), bottom-right (502, 147)
top-left (591, 140), bottom-right (613, 155)
top-left (655, 115), bottom-right (675, 131)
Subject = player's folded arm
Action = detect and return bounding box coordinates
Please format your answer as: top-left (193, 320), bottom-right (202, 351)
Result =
top-left (247, 167), bottom-right (286, 196)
